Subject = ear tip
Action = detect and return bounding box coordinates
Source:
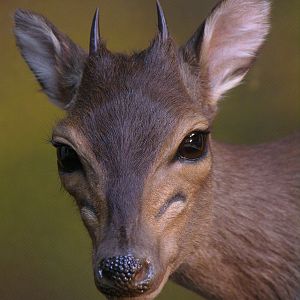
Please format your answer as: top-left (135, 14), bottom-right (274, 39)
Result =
top-left (14, 9), bottom-right (33, 21)
top-left (264, 0), bottom-right (272, 15)
top-left (254, 0), bottom-right (272, 16)
top-left (14, 9), bottom-right (31, 32)
top-left (14, 9), bottom-right (28, 24)
top-left (260, 0), bottom-right (272, 12)
top-left (14, 9), bottom-right (42, 28)
top-left (256, 0), bottom-right (272, 29)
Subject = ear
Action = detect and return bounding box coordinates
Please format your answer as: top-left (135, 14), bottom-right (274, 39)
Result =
top-left (14, 9), bottom-right (87, 109)
top-left (184, 0), bottom-right (271, 104)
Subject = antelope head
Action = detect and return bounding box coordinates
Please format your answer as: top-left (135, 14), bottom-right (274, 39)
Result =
top-left (14, 1), bottom-right (270, 298)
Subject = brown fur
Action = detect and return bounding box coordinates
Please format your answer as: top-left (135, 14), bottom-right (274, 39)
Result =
top-left (14, 1), bottom-right (300, 299)
top-left (172, 135), bottom-right (300, 300)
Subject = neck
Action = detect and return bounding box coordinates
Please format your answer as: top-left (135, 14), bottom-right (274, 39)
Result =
top-left (172, 136), bottom-right (300, 300)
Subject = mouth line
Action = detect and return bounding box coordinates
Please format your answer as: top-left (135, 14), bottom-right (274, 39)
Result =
top-left (97, 278), bottom-right (151, 298)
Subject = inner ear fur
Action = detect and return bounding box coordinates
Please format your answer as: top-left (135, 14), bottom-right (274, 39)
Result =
top-left (183, 0), bottom-right (271, 105)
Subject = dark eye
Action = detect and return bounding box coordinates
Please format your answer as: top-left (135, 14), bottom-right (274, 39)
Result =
top-left (177, 131), bottom-right (209, 161)
top-left (56, 144), bottom-right (82, 173)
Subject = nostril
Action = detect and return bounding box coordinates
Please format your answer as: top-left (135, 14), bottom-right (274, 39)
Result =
top-left (97, 255), bottom-right (153, 297)
top-left (132, 260), bottom-right (151, 283)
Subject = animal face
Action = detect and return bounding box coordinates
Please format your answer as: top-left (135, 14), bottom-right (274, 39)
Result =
top-left (14, 0), bottom-right (270, 298)
top-left (51, 44), bottom-right (213, 297)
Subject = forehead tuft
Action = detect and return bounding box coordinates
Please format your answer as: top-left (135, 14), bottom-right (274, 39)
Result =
top-left (74, 39), bottom-right (189, 108)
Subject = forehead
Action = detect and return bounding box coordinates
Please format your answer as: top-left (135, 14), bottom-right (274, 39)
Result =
top-left (61, 42), bottom-right (204, 172)
top-left (73, 96), bottom-right (179, 172)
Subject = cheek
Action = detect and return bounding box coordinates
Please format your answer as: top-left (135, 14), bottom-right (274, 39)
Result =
top-left (146, 155), bottom-right (212, 218)
top-left (140, 156), bottom-right (212, 264)
top-left (158, 226), bottom-right (183, 269)
top-left (59, 174), bottom-right (108, 239)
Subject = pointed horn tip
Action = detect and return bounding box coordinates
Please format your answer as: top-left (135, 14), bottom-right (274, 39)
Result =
top-left (89, 7), bottom-right (100, 55)
top-left (156, 0), bottom-right (164, 7)
top-left (156, 0), bottom-right (169, 41)
top-left (156, 0), bottom-right (163, 17)
top-left (92, 8), bottom-right (100, 28)
top-left (94, 8), bottom-right (99, 19)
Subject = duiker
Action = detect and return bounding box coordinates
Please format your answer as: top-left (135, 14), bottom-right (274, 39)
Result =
top-left (14, 0), bottom-right (300, 299)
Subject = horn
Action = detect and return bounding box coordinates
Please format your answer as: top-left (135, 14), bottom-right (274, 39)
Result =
top-left (156, 0), bottom-right (168, 41)
top-left (89, 8), bottom-right (100, 55)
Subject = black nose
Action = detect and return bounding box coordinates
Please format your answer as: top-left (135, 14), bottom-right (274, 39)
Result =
top-left (96, 255), bottom-right (153, 297)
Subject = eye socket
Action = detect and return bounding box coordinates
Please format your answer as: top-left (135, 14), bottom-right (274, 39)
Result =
top-left (55, 144), bottom-right (82, 173)
top-left (177, 131), bottom-right (209, 161)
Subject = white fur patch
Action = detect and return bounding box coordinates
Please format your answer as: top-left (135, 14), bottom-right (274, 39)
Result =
top-left (200, 0), bottom-right (271, 102)
top-left (81, 207), bottom-right (99, 228)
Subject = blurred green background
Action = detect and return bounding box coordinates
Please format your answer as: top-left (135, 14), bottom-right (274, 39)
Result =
top-left (0, 0), bottom-right (299, 299)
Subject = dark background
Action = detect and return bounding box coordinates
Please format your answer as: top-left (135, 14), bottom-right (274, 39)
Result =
top-left (0, 0), bottom-right (299, 299)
